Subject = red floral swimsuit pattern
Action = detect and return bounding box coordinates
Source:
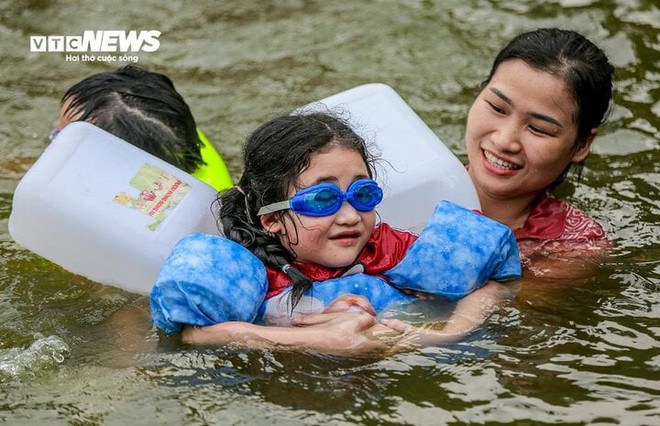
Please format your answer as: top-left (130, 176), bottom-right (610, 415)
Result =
top-left (514, 192), bottom-right (606, 241)
top-left (514, 192), bottom-right (607, 260)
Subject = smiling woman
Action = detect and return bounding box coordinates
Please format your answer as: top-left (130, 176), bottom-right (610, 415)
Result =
top-left (464, 28), bottom-right (614, 273)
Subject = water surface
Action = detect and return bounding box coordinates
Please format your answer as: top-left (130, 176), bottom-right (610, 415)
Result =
top-left (1, 0), bottom-right (658, 424)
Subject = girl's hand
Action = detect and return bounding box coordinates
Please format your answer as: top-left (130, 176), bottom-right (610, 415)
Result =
top-left (323, 293), bottom-right (377, 316)
top-left (292, 309), bottom-right (377, 333)
top-left (291, 310), bottom-right (398, 354)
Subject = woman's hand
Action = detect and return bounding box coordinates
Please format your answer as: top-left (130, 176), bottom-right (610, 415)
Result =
top-left (381, 280), bottom-right (518, 349)
top-left (378, 318), bottom-right (468, 348)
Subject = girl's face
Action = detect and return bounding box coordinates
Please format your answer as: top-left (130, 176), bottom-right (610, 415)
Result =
top-left (261, 145), bottom-right (377, 269)
top-left (466, 59), bottom-right (596, 203)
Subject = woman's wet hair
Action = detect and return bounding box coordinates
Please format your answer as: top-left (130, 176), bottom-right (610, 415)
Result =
top-left (219, 112), bottom-right (375, 310)
top-left (62, 65), bottom-right (204, 173)
top-left (481, 28), bottom-right (614, 187)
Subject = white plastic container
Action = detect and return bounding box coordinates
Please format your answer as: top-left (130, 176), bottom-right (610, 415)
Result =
top-left (303, 83), bottom-right (480, 233)
top-left (9, 122), bottom-right (221, 294)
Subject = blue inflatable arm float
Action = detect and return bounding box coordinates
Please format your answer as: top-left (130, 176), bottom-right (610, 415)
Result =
top-left (384, 200), bottom-right (521, 300)
top-left (150, 233), bottom-right (268, 333)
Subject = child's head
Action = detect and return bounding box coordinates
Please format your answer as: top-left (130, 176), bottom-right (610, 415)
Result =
top-left (56, 65), bottom-right (204, 173)
top-left (220, 112), bottom-right (380, 307)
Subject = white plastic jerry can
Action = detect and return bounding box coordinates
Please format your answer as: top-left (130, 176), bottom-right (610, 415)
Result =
top-left (302, 83), bottom-right (480, 233)
top-left (9, 122), bottom-right (221, 294)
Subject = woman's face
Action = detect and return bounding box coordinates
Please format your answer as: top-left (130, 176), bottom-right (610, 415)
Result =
top-left (261, 145), bottom-right (377, 269)
top-left (465, 59), bottom-right (594, 203)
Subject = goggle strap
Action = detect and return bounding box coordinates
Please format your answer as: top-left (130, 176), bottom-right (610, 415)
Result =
top-left (257, 200), bottom-right (291, 216)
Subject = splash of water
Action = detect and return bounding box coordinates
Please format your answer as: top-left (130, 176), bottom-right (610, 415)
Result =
top-left (0, 334), bottom-right (70, 382)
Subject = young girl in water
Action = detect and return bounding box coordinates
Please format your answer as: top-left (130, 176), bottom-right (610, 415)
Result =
top-left (222, 112), bottom-right (417, 313)
top-left (151, 111), bottom-right (520, 352)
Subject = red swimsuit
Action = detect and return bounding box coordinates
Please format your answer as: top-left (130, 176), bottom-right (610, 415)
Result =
top-left (515, 192), bottom-right (606, 241)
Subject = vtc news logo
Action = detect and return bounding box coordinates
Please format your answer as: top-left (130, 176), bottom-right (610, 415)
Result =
top-left (30, 30), bottom-right (161, 53)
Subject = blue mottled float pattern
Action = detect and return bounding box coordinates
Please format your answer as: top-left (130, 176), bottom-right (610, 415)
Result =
top-left (385, 200), bottom-right (521, 299)
top-left (150, 233), bottom-right (268, 333)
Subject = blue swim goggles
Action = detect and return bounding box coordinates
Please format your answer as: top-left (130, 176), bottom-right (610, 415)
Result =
top-left (257, 178), bottom-right (383, 217)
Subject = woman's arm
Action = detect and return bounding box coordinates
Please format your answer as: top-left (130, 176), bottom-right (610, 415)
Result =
top-left (520, 239), bottom-right (610, 281)
top-left (382, 280), bottom-right (518, 348)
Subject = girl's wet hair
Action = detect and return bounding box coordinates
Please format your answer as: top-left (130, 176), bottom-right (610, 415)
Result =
top-left (219, 112), bottom-right (376, 310)
top-left (62, 65), bottom-right (204, 173)
top-left (481, 28), bottom-right (614, 188)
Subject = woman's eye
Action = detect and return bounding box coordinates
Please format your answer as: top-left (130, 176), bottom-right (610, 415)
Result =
top-left (486, 100), bottom-right (505, 114)
top-left (529, 125), bottom-right (551, 136)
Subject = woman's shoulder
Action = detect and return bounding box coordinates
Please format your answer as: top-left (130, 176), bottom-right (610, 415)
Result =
top-left (515, 192), bottom-right (606, 241)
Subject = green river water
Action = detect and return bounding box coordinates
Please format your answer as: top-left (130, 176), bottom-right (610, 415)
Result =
top-left (1, 1), bottom-right (658, 424)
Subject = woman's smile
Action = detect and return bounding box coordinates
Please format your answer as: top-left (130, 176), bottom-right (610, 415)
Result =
top-left (482, 149), bottom-right (521, 174)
